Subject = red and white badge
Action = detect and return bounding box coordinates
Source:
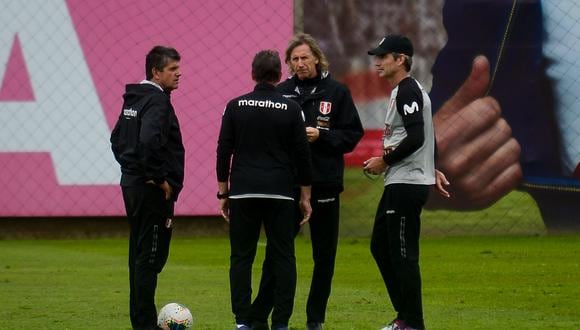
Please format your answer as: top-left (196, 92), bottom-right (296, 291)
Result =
top-left (319, 101), bottom-right (332, 114)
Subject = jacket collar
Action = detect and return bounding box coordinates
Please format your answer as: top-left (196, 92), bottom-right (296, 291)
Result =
top-left (254, 82), bottom-right (277, 91)
top-left (293, 70), bottom-right (330, 86)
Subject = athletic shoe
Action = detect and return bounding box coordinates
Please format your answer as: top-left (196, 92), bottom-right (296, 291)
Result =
top-left (380, 319), bottom-right (404, 330)
top-left (306, 322), bottom-right (323, 330)
top-left (251, 321), bottom-right (269, 330)
top-left (380, 319), bottom-right (422, 330)
top-left (271, 326), bottom-right (289, 330)
top-left (235, 324), bottom-right (251, 330)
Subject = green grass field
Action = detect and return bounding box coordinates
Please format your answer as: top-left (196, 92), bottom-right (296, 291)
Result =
top-left (1, 235), bottom-right (579, 329)
top-left (339, 167), bottom-right (547, 237)
top-left (0, 168), bottom-right (570, 328)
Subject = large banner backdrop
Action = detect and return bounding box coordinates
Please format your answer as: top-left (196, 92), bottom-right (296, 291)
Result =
top-left (2, 0), bottom-right (579, 230)
top-left (302, 0), bottom-right (580, 229)
top-left (0, 0), bottom-right (293, 216)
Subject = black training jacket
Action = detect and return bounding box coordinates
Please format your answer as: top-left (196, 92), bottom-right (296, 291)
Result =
top-left (277, 72), bottom-right (363, 193)
top-left (216, 83), bottom-right (312, 198)
top-left (110, 83), bottom-right (185, 200)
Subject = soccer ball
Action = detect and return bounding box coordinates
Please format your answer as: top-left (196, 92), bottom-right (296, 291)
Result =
top-left (157, 302), bottom-right (193, 329)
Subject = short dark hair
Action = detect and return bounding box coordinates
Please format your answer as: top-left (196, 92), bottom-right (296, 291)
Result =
top-left (252, 50), bottom-right (281, 83)
top-left (145, 46), bottom-right (180, 80)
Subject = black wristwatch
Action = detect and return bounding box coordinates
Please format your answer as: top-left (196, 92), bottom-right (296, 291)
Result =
top-left (217, 191), bottom-right (229, 199)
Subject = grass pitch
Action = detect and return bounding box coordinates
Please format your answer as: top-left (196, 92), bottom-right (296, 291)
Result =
top-left (1, 235), bottom-right (579, 329)
top-left (340, 168), bottom-right (546, 237)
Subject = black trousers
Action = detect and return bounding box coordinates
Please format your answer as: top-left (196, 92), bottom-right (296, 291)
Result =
top-left (252, 193), bottom-right (340, 324)
top-left (370, 184), bottom-right (428, 330)
top-left (229, 198), bottom-right (297, 328)
top-left (122, 185), bottom-right (173, 330)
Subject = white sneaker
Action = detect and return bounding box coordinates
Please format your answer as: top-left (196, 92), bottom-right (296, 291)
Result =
top-left (381, 319), bottom-right (404, 330)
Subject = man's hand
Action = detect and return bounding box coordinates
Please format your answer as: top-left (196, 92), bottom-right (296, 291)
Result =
top-left (220, 198), bottom-right (229, 222)
top-left (363, 156), bottom-right (388, 175)
top-left (299, 199), bottom-right (312, 226)
top-left (298, 186), bottom-right (312, 226)
top-left (428, 55), bottom-right (522, 210)
top-left (306, 127), bottom-right (320, 143)
top-left (435, 169), bottom-right (451, 198)
top-left (147, 179), bottom-right (173, 200)
top-left (159, 181), bottom-right (173, 200)
top-left (217, 182), bottom-right (230, 222)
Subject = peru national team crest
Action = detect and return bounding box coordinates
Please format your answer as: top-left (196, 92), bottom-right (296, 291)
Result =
top-left (319, 101), bottom-right (332, 114)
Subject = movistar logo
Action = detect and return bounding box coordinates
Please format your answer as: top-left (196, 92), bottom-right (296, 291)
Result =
top-left (123, 108), bottom-right (137, 117)
top-left (403, 102), bottom-right (419, 115)
top-left (238, 99), bottom-right (288, 110)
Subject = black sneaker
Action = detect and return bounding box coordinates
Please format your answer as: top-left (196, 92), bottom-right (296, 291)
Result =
top-left (306, 322), bottom-right (323, 330)
top-left (272, 326), bottom-right (289, 330)
top-left (251, 321), bottom-right (269, 330)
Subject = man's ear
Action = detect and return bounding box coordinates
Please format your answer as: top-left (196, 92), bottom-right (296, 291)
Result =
top-left (397, 55), bottom-right (406, 66)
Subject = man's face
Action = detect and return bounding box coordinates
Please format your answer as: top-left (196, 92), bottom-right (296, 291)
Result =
top-left (154, 59), bottom-right (181, 92)
top-left (289, 44), bottom-right (319, 80)
top-left (373, 53), bottom-right (399, 79)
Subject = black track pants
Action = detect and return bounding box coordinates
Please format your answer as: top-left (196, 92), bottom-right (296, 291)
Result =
top-left (370, 184), bottom-right (428, 330)
top-left (123, 185), bottom-right (173, 330)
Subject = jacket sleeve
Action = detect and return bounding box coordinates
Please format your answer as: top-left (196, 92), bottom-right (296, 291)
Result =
top-left (110, 113), bottom-right (123, 163)
top-left (216, 103), bottom-right (235, 182)
top-left (315, 87), bottom-right (364, 154)
top-left (292, 104), bottom-right (313, 186)
top-left (140, 96), bottom-right (170, 181)
top-left (383, 84), bottom-right (425, 165)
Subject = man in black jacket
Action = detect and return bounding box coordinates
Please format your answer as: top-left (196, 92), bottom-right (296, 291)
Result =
top-left (216, 50), bottom-right (312, 330)
top-left (251, 33), bottom-right (364, 330)
top-left (110, 45), bottom-right (184, 330)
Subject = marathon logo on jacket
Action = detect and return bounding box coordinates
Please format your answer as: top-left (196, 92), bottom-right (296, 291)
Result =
top-left (238, 99), bottom-right (288, 110)
top-left (123, 108), bottom-right (137, 118)
top-left (319, 101), bottom-right (332, 114)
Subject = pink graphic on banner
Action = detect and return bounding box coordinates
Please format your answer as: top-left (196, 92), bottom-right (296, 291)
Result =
top-left (0, 35), bottom-right (34, 101)
top-left (0, 0), bottom-right (293, 216)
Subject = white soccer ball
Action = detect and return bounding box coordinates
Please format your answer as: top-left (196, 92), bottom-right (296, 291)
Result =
top-left (157, 302), bottom-right (193, 329)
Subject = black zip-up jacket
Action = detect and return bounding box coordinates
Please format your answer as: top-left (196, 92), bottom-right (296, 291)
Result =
top-left (216, 83), bottom-right (312, 198)
top-left (110, 83), bottom-right (185, 200)
top-left (277, 72), bottom-right (363, 194)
